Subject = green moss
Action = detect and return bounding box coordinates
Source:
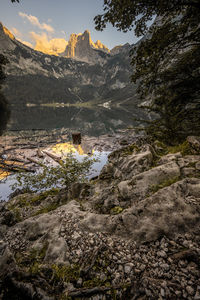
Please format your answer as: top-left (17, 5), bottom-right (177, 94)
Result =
top-left (59, 295), bottom-right (72, 300)
top-left (15, 243), bottom-right (48, 275)
top-left (153, 140), bottom-right (168, 156)
top-left (167, 141), bottom-right (192, 156)
top-left (30, 261), bottom-right (41, 275)
top-left (187, 162), bottom-right (197, 168)
top-left (33, 203), bottom-right (60, 216)
top-left (31, 188), bottom-right (60, 204)
top-left (83, 278), bottom-right (105, 288)
top-left (111, 288), bottom-right (117, 300)
top-left (52, 264), bottom-right (80, 283)
top-left (38, 242), bottom-right (48, 260)
top-left (8, 188), bottom-right (60, 213)
top-left (150, 176), bottom-right (181, 194)
top-left (122, 144), bottom-right (140, 156)
top-left (110, 206), bottom-right (123, 215)
top-left (12, 208), bottom-right (22, 222)
top-left (94, 203), bottom-right (103, 210)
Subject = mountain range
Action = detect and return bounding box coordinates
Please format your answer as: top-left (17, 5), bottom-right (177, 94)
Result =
top-left (0, 22), bottom-right (138, 107)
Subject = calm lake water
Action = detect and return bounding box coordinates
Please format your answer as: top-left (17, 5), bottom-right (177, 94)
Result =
top-left (6, 103), bottom-right (149, 136)
top-left (0, 150), bottom-right (109, 201)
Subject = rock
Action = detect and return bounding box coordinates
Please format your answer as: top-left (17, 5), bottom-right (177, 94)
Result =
top-left (187, 136), bottom-right (200, 153)
top-left (196, 161), bottom-right (200, 170)
top-left (0, 240), bottom-right (15, 277)
top-left (157, 251), bottom-right (167, 258)
top-left (160, 288), bottom-right (165, 297)
top-left (186, 286), bottom-right (195, 296)
top-left (124, 264), bottom-right (132, 274)
top-left (62, 30), bottom-right (109, 63)
top-left (160, 263), bottom-right (170, 271)
top-left (69, 182), bottom-right (90, 199)
top-left (182, 167), bottom-right (196, 176)
top-left (194, 288), bottom-right (200, 300)
top-left (119, 139), bottom-right (129, 145)
top-left (1, 136), bottom-right (200, 299)
top-left (0, 209), bottom-right (17, 226)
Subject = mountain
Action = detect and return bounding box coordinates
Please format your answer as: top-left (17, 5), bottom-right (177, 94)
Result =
top-left (0, 22), bottom-right (138, 107)
top-left (61, 30), bottom-right (110, 64)
top-left (32, 29), bottom-right (113, 63)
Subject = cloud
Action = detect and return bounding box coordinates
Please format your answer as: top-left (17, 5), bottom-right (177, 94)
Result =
top-left (30, 31), bottom-right (68, 55)
top-left (19, 12), bottom-right (54, 33)
top-left (16, 37), bottom-right (34, 48)
top-left (22, 41), bottom-right (34, 48)
top-left (11, 27), bottom-right (22, 38)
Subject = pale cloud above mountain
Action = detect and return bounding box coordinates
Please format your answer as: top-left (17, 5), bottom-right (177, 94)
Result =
top-left (9, 27), bottom-right (33, 48)
top-left (11, 27), bottom-right (22, 38)
top-left (19, 12), bottom-right (54, 33)
top-left (18, 39), bottom-right (33, 48)
top-left (30, 31), bottom-right (68, 55)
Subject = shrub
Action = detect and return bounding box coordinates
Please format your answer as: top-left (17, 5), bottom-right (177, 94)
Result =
top-left (12, 153), bottom-right (96, 192)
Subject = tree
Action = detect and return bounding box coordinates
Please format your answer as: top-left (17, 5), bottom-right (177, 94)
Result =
top-left (95, 0), bottom-right (200, 144)
top-left (13, 153), bottom-right (96, 192)
top-left (0, 54), bottom-right (10, 135)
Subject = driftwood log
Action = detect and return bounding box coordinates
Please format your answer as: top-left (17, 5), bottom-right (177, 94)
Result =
top-left (27, 157), bottom-right (45, 167)
top-left (0, 160), bottom-right (35, 173)
top-left (42, 150), bottom-right (63, 165)
top-left (37, 148), bottom-right (44, 158)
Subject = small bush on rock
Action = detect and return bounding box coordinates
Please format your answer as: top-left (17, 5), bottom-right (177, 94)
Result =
top-left (12, 153), bottom-right (96, 192)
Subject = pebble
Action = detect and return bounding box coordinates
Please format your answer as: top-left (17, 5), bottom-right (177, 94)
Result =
top-left (124, 264), bottom-right (132, 274)
top-left (157, 250), bottom-right (167, 258)
top-left (160, 288), bottom-right (165, 297)
top-left (160, 263), bottom-right (170, 271)
top-left (186, 286), bottom-right (195, 296)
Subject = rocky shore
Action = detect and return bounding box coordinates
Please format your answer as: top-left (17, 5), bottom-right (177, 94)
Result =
top-left (0, 136), bottom-right (200, 299)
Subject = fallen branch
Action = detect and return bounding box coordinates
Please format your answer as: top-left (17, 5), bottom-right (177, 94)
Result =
top-left (68, 284), bottom-right (128, 297)
top-left (27, 157), bottom-right (45, 167)
top-left (37, 148), bottom-right (44, 158)
top-left (6, 157), bottom-right (28, 164)
top-left (0, 161), bottom-right (35, 173)
top-left (42, 150), bottom-right (62, 165)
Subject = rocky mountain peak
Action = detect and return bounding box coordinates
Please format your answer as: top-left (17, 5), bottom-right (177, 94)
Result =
top-left (92, 39), bottom-right (110, 53)
top-left (62, 29), bottom-right (110, 63)
top-left (0, 22), bottom-right (16, 51)
top-left (0, 22), bottom-right (14, 40)
top-left (82, 29), bottom-right (90, 39)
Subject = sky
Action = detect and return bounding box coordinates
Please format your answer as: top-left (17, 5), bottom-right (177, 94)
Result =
top-left (0, 0), bottom-right (141, 50)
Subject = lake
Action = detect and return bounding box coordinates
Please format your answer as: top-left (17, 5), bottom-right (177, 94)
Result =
top-left (5, 102), bottom-right (150, 136)
top-left (0, 102), bottom-right (150, 201)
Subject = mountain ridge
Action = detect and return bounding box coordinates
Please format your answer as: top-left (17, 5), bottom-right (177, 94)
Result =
top-left (1, 23), bottom-right (129, 62)
top-left (0, 21), bottom-right (139, 109)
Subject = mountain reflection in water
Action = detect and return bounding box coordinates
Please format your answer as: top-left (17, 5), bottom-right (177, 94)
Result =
top-left (7, 104), bottom-right (150, 136)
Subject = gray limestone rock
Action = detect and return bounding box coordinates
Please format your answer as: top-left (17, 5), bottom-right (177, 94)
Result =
top-left (1, 137), bottom-right (200, 299)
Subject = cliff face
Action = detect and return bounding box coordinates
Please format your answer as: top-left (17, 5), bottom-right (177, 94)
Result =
top-left (62, 30), bottom-right (110, 63)
top-left (0, 23), bottom-right (16, 51)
